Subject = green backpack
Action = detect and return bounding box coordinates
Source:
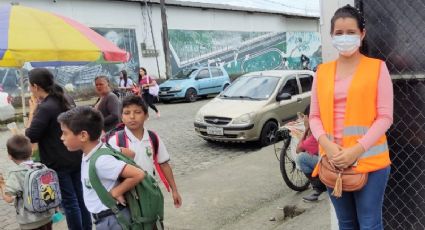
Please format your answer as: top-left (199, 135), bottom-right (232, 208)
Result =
top-left (89, 147), bottom-right (164, 230)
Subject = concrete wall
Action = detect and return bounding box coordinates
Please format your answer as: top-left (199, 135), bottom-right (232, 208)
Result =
top-left (319, 0), bottom-right (355, 62)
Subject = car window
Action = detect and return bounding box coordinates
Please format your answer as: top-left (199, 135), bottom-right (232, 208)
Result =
top-left (299, 74), bottom-right (313, 93)
top-left (172, 69), bottom-right (197, 79)
top-left (211, 68), bottom-right (224, 77)
top-left (281, 77), bottom-right (300, 95)
top-left (221, 76), bottom-right (280, 100)
top-left (197, 69), bottom-right (210, 79)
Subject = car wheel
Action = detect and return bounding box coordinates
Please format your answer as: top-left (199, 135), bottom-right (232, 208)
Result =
top-left (185, 88), bottom-right (197, 102)
top-left (259, 121), bottom-right (278, 146)
top-left (223, 83), bottom-right (230, 90)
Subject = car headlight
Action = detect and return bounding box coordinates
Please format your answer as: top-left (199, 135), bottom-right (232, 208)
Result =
top-left (195, 112), bottom-right (204, 123)
top-left (232, 113), bottom-right (254, 125)
top-left (171, 85), bottom-right (182, 91)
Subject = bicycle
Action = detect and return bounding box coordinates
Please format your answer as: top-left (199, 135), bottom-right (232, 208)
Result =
top-left (274, 120), bottom-right (310, 192)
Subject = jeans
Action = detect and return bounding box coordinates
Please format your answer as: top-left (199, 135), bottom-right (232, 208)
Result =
top-left (328, 166), bottom-right (391, 230)
top-left (142, 92), bottom-right (159, 113)
top-left (57, 170), bottom-right (92, 230)
top-left (296, 152), bottom-right (319, 173)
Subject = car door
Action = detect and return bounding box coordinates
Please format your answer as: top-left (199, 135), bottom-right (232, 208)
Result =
top-left (195, 68), bottom-right (212, 95)
top-left (297, 74), bottom-right (314, 114)
top-left (210, 67), bottom-right (225, 93)
top-left (275, 75), bottom-right (302, 123)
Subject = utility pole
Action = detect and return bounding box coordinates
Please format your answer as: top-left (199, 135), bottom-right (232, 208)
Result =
top-left (160, 0), bottom-right (171, 79)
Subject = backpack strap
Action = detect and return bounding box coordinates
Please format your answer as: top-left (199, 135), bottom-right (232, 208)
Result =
top-left (148, 130), bottom-right (171, 192)
top-left (88, 148), bottom-right (133, 230)
top-left (116, 130), bottom-right (128, 148)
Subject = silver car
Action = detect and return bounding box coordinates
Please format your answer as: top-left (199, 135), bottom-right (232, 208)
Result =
top-left (194, 70), bottom-right (314, 146)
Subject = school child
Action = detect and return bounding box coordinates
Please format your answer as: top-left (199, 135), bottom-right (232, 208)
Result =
top-left (0, 135), bottom-right (56, 230)
top-left (107, 95), bottom-right (182, 208)
top-left (57, 106), bottom-right (146, 229)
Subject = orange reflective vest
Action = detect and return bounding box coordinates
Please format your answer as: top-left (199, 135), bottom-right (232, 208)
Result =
top-left (312, 55), bottom-right (391, 176)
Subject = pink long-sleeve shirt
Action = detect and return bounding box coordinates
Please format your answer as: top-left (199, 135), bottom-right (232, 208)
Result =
top-left (309, 61), bottom-right (393, 151)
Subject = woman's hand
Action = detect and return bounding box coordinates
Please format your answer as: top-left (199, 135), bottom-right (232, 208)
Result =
top-left (29, 96), bottom-right (38, 114)
top-left (318, 135), bottom-right (342, 161)
top-left (331, 144), bottom-right (364, 169)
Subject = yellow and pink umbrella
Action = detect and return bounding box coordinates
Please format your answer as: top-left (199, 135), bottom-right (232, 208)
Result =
top-left (0, 4), bottom-right (129, 67)
top-left (0, 4), bottom-right (130, 116)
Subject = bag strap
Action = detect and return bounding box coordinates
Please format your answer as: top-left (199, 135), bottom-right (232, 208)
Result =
top-left (88, 148), bottom-right (133, 229)
top-left (148, 130), bottom-right (171, 192)
top-left (116, 130), bottom-right (128, 148)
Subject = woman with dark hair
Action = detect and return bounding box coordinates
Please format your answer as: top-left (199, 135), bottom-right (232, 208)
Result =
top-left (94, 75), bottom-right (121, 131)
top-left (117, 70), bottom-right (136, 99)
top-left (138, 67), bottom-right (160, 117)
top-left (25, 68), bottom-right (92, 230)
top-left (310, 5), bottom-right (393, 229)
top-left (118, 70), bottom-right (134, 88)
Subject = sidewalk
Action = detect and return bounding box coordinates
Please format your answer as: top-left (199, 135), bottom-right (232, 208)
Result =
top-left (163, 145), bottom-right (333, 230)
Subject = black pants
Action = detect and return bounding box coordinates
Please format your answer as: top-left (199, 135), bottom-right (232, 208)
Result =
top-left (142, 92), bottom-right (159, 113)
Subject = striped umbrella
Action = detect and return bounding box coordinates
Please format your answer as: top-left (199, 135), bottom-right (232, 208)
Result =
top-left (0, 4), bottom-right (129, 67)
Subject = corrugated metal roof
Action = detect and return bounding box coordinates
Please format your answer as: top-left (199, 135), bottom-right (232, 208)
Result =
top-left (125, 0), bottom-right (320, 18)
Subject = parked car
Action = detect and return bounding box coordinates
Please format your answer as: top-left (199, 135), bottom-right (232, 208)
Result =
top-left (194, 70), bottom-right (314, 146)
top-left (0, 91), bottom-right (15, 122)
top-left (159, 66), bottom-right (230, 103)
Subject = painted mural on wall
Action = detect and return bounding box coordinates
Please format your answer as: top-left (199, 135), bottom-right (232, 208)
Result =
top-left (168, 30), bottom-right (322, 77)
top-left (55, 27), bottom-right (140, 87)
top-left (0, 27), bottom-right (139, 98)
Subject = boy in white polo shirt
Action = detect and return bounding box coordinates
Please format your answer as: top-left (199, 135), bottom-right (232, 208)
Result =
top-left (57, 106), bottom-right (145, 229)
top-left (108, 95), bottom-right (182, 208)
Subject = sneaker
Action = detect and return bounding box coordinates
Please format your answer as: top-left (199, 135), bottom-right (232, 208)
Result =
top-left (302, 190), bottom-right (323, 202)
top-left (156, 111), bottom-right (161, 118)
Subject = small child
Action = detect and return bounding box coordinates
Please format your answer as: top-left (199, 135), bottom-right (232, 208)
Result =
top-left (57, 106), bottom-right (145, 229)
top-left (295, 111), bottom-right (326, 202)
top-left (108, 95), bottom-right (182, 208)
top-left (0, 135), bottom-right (54, 230)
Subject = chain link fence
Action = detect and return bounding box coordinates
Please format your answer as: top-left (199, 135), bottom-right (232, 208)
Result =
top-left (356, 0), bottom-right (425, 229)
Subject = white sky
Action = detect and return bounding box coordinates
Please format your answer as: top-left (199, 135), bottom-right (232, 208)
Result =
top-left (176, 0), bottom-right (320, 17)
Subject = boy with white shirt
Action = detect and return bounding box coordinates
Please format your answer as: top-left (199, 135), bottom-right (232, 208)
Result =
top-left (57, 106), bottom-right (145, 230)
top-left (108, 95), bottom-right (182, 208)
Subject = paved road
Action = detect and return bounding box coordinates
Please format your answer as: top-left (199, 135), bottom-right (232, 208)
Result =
top-left (0, 98), bottom-right (262, 229)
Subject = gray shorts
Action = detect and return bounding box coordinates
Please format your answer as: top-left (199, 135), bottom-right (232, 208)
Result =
top-left (94, 208), bottom-right (130, 230)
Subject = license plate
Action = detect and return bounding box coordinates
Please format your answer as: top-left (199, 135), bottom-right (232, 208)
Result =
top-left (206, 126), bottom-right (224, 136)
top-left (160, 91), bottom-right (167, 95)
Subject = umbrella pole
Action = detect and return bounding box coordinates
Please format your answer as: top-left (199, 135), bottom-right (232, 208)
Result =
top-left (19, 68), bottom-right (27, 125)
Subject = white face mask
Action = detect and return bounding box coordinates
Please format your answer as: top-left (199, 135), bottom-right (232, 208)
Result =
top-left (331, 34), bottom-right (361, 56)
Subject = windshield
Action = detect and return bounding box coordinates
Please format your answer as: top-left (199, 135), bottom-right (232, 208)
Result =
top-left (171, 69), bottom-right (197, 79)
top-left (221, 76), bottom-right (280, 100)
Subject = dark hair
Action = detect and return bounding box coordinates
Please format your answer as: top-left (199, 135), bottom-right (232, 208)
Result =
top-left (330, 4), bottom-right (365, 34)
top-left (120, 70), bottom-right (128, 87)
top-left (58, 106), bottom-right (104, 141)
top-left (95, 75), bottom-right (110, 85)
top-left (304, 106), bottom-right (310, 116)
top-left (7, 135), bottom-right (32, 160)
top-left (121, 95), bottom-right (148, 114)
top-left (138, 67), bottom-right (147, 84)
top-left (29, 68), bottom-right (71, 111)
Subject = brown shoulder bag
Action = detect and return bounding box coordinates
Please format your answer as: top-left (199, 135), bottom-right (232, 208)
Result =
top-left (318, 155), bottom-right (368, 197)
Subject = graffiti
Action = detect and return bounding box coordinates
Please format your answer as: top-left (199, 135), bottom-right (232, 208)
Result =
top-left (54, 28), bottom-right (140, 87)
top-left (169, 30), bottom-right (322, 76)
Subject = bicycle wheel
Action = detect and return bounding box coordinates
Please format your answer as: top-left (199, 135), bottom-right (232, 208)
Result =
top-left (279, 136), bottom-right (310, 191)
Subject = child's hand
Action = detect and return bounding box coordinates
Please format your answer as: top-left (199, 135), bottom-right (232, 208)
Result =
top-left (120, 148), bottom-right (136, 159)
top-left (172, 190), bottom-right (182, 208)
top-left (110, 188), bottom-right (126, 206)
